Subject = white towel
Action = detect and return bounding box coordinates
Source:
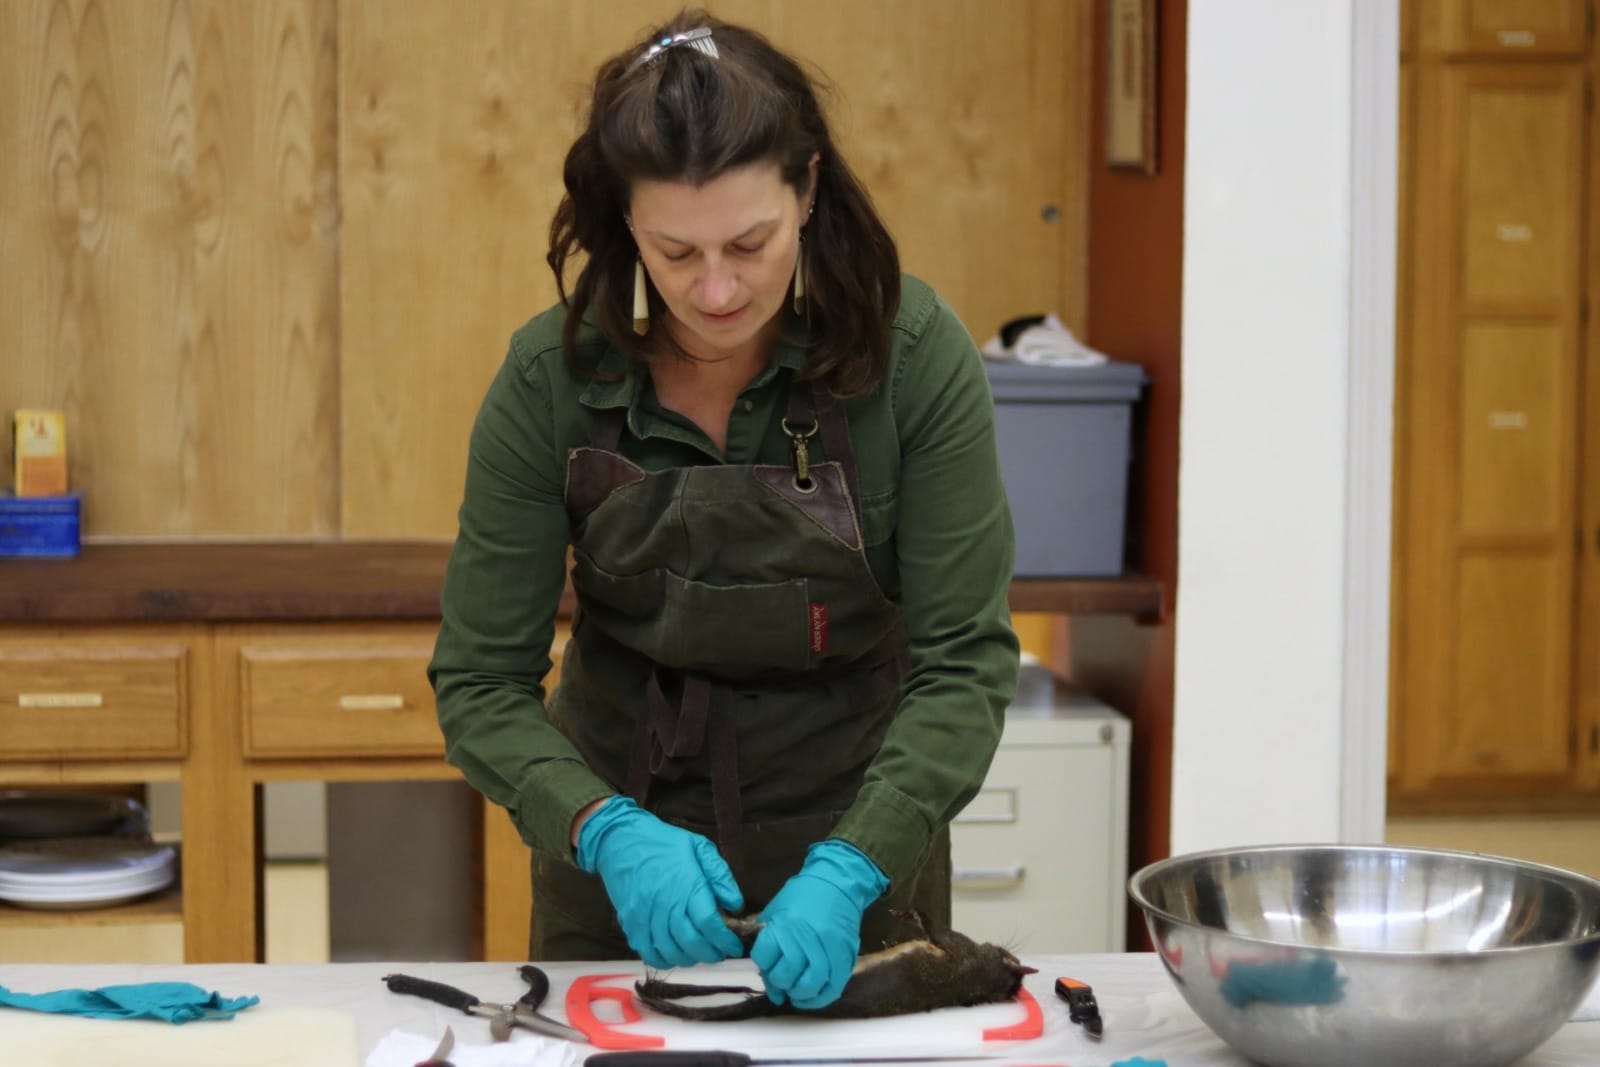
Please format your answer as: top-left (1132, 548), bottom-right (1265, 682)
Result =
top-left (981, 314), bottom-right (1109, 368)
top-left (365, 1029), bottom-right (579, 1067)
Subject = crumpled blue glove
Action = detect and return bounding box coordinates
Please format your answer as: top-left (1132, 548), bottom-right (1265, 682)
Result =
top-left (751, 838), bottom-right (889, 1010)
top-left (0, 982), bottom-right (258, 1023)
top-left (576, 795), bottom-right (745, 969)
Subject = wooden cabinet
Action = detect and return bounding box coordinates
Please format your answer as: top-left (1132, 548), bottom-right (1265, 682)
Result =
top-left (0, 632), bottom-right (190, 760)
top-left (1391, 5), bottom-right (1598, 808)
top-left (234, 628), bottom-right (443, 759)
top-left (1582, 83), bottom-right (1600, 792)
top-left (0, 626), bottom-right (200, 961)
top-left (1408, 0), bottom-right (1593, 56)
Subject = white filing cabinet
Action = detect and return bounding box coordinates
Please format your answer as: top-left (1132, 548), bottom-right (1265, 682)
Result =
top-left (950, 663), bottom-right (1131, 953)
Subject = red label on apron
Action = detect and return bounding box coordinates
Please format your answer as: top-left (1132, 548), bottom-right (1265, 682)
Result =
top-left (808, 602), bottom-right (829, 653)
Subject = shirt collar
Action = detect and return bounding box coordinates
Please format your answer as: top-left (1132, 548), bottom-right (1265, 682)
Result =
top-left (578, 329), bottom-right (810, 417)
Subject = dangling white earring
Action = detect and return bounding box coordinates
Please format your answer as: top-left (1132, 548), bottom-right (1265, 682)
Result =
top-left (632, 256), bottom-right (649, 335)
top-left (792, 237), bottom-right (807, 316)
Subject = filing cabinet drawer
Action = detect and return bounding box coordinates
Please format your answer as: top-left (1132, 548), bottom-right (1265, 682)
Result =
top-left (0, 634), bottom-right (188, 760)
top-left (950, 699), bottom-right (1130, 954)
top-left (236, 627), bottom-right (441, 758)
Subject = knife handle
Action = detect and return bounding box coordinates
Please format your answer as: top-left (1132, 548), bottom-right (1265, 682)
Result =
top-left (517, 964), bottom-right (551, 1008)
top-left (585, 1053), bottom-right (753, 1067)
top-left (384, 972), bottom-right (481, 1014)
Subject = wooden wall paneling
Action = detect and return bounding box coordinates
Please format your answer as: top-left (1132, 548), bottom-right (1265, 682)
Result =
top-left (338, 0), bottom-right (1088, 538)
top-left (0, 0), bottom-right (339, 538)
top-left (762, 0), bottom-right (1087, 340)
top-left (338, 0), bottom-right (568, 539)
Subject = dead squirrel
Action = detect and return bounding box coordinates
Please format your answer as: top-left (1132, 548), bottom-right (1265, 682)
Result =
top-left (634, 909), bottom-right (1036, 1020)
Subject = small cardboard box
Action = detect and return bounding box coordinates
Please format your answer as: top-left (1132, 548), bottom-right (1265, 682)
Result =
top-left (0, 492), bottom-right (81, 557)
top-left (12, 410), bottom-right (69, 496)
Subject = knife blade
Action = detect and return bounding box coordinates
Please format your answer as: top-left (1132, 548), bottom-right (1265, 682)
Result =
top-left (415, 1025), bottom-right (457, 1067)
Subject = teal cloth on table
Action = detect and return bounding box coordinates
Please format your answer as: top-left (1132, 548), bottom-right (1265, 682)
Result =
top-left (0, 982), bottom-right (258, 1023)
top-left (1111, 1059), bottom-right (1169, 1067)
top-left (1219, 956), bottom-right (1347, 1009)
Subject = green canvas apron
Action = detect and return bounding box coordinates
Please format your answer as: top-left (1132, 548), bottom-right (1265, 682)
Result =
top-left (531, 377), bottom-right (951, 960)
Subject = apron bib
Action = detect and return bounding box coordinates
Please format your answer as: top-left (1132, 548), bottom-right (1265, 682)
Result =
top-left (532, 378), bottom-right (950, 959)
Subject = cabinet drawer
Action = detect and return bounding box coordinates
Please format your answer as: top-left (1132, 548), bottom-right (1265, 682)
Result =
top-left (239, 632), bottom-right (440, 758)
top-left (0, 639), bottom-right (188, 760)
top-left (950, 740), bottom-right (1123, 953)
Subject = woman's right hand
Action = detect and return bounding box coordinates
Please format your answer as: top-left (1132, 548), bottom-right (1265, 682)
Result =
top-left (575, 796), bottom-right (746, 968)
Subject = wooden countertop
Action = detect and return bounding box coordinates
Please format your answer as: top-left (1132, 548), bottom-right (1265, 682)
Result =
top-left (0, 543), bottom-right (1163, 623)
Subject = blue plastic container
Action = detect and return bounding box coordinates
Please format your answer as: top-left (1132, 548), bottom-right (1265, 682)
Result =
top-left (0, 493), bottom-right (81, 557)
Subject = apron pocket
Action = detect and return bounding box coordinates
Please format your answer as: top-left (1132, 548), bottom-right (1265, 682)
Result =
top-left (662, 573), bottom-right (813, 672)
top-left (570, 548), bottom-right (666, 624)
top-left (572, 550), bottom-right (813, 672)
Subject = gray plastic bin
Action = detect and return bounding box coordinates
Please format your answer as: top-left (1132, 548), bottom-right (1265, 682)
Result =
top-left (983, 359), bottom-right (1148, 578)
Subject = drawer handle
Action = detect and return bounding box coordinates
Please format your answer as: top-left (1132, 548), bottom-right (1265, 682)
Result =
top-left (338, 694), bottom-right (406, 711)
top-left (953, 865), bottom-right (1026, 891)
top-left (18, 692), bottom-right (104, 709)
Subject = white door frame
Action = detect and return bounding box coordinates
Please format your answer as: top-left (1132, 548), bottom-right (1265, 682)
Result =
top-left (1340, 0), bottom-right (1399, 843)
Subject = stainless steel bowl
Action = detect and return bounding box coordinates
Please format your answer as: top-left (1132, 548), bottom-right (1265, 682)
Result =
top-left (1129, 844), bottom-right (1600, 1067)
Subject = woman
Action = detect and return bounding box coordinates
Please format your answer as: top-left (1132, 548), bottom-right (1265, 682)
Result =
top-left (429, 10), bottom-right (1019, 1011)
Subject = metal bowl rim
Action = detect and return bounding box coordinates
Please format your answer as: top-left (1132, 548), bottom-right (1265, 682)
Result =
top-left (1128, 842), bottom-right (1600, 958)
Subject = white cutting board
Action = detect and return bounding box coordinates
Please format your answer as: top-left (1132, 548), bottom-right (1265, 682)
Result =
top-left (570, 963), bottom-right (1041, 1056)
top-left (0, 1007), bottom-right (358, 1065)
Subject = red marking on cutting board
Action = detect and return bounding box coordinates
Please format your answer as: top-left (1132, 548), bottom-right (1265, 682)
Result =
top-left (982, 986), bottom-right (1042, 1040)
top-left (566, 975), bottom-right (1042, 1048)
top-left (566, 974), bottom-right (665, 1049)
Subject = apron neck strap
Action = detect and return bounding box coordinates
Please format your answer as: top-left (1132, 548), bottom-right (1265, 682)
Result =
top-left (788, 380), bottom-right (861, 521)
top-left (589, 406), bottom-right (626, 452)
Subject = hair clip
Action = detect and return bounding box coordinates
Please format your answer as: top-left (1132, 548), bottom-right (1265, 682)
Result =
top-left (626, 27), bottom-right (718, 74)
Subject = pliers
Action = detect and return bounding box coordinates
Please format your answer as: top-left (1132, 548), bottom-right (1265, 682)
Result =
top-left (384, 965), bottom-right (585, 1042)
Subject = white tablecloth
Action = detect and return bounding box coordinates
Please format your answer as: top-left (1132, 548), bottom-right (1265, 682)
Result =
top-left (2, 954), bottom-right (1597, 1065)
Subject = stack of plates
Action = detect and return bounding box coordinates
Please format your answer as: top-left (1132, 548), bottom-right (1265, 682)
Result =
top-left (0, 837), bottom-right (177, 910)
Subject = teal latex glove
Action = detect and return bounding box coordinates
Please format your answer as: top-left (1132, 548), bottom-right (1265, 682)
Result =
top-left (0, 982), bottom-right (258, 1023)
top-left (751, 839), bottom-right (889, 1010)
top-left (576, 795), bottom-right (745, 969)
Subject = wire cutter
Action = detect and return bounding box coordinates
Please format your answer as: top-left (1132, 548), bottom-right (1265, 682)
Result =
top-left (384, 965), bottom-right (585, 1042)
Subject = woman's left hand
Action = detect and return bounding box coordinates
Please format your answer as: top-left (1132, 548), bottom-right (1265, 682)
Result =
top-left (752, 839), bottom-right (888, 1010)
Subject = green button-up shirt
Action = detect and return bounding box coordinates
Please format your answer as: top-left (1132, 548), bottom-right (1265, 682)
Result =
top-left (428, 274), bottom-right (1020, 887)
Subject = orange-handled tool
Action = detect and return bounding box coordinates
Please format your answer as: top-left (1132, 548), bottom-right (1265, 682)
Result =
top-left (1054, 976), bottom-right (1103, 1038)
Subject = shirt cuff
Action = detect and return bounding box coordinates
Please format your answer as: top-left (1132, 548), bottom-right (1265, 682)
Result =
top-left (827, 781), bottom-right (934, 889)
top-left (515, 758), bottom-right (617, 861)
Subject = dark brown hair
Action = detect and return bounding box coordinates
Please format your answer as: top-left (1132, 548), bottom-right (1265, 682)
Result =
top-left (548, 10), bottom-right (900, 397)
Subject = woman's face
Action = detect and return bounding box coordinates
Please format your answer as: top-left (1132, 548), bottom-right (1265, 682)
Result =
top-left (629, 162), bottom-right (810, 364)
